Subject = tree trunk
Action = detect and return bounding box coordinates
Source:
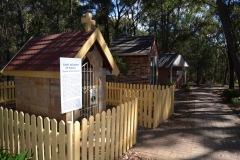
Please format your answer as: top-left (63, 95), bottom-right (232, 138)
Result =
top-left (104, 18), bottom-right (110, 45)
top-left (223, 60), bottom-right (228, 85)
top-left (216, 0), bottom-right (240, 90)
top-left (196, 64), bottom-right (200, 85)
top-left (226, 40), bottom-right (235, 89)
top-left (17, 2), bottom-right (25, 46)
top-left (228, 55), bottom-right (234, 89)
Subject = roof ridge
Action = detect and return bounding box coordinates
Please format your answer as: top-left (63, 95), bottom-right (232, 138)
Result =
top-left (158, 53), bottom-right (180, 68)
top-left (31, 29), bottom-right (95, 41)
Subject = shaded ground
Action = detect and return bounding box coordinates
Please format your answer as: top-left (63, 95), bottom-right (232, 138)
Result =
top-left (119, 86), bottom-right (240, 160)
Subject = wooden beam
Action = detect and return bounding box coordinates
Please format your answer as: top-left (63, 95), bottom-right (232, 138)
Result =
top-left (1, 70), bottom-right (60, 79)
top-left (170, 67), bottom-right (173, 83)
top-left (75, 28), bottom-right (120, 76)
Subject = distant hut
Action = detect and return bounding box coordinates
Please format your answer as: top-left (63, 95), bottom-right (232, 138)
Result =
top-left (158, 53), bottom-right (189, 88)
top-left (107, 36), bottom-right (158, 84)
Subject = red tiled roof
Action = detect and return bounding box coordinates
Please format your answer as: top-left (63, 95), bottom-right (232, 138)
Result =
top-left (4, 30), bottom-right (94, 71)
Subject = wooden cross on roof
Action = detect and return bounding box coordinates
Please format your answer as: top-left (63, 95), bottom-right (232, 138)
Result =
top-left (81, 12), bottom-right (96, 32)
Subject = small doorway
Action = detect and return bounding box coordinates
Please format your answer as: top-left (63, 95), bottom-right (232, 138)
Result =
top-left (80, 62), bottom-right (99, 119)
top-left (150, 56), bottom-right (157, 84)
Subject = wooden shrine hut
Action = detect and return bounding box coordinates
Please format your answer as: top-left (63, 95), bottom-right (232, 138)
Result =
top-left (1, 13), bottom-right (119, 121)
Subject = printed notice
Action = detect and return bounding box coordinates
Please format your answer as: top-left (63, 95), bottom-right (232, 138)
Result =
top-left (60, 57), bottom-right (82, 114)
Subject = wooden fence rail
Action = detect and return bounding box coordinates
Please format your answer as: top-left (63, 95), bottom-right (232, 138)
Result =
top-left (0, 98), bottom-right (138, 160)
top-left (0, 81), bottom-right (15, 104)
top-left (106, 82), bottom-right (174, 129)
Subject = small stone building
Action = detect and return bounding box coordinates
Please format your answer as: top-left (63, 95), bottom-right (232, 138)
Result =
top-left (158, 53), bottom-right (189, 88)
top-left (107, 36), bottom-right (158, 84)
top-left (1, 13), bottom-right (119, 121)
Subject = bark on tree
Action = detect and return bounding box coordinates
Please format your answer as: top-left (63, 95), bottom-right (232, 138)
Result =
top-left (223, 62), bottom-right (228, 85)
top-left (228, 53), bottom-right (235, 89)
top-left (216, 0), bottom-right (240, 90)
top-left (17, 2), bottom-right (25, 46)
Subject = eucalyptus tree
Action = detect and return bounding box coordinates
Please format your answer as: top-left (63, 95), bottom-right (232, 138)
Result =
top-left (109, 0), bottom-right (142, 38)
top-left (86, 0), bottom-right (114, 44)
top-left (27, 0), bottom-right (84, 36)
top-left (216, 0), bottom-right (240, 89)
top-left (0, 1), bottom-right (27, 70)
top-left (200, 0), bottom-right (240, 88)
top-left (140, 0), bottom-right (207, 53)
top-left (0, 0), bottom-right (84, 79)
top-left (82, 0), bottom-right (142, 43)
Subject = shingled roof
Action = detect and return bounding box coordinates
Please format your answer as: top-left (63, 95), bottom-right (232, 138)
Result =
top-left (1, 28), bottom-right (120, 78)
top-left (158, 53), bottom-right (189, 68)
top-left (4, 30), bottom-right (94, 71)
top-left (110, 36), bottom-right (155, 55)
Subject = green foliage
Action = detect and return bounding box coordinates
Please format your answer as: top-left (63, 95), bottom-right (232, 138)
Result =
top-left (76, 115), bottom-right (84, 122)
top-left (181, 83), bottom-right (190, 92)
top-left (113, 54), bottom-right (128, 75)
top-left (235, 79), bottom-right (239, 85)
top-left (140, 0), bottom-right (232, 85)
top-left (168, 82), bottom-right (174, 86)
top-left (0, 148), bottom-right (32, 160)
top-left (231, 97), bottom-right (240, 105)
top-left (106, 104), bottom-right (116, 110)
top-left (221, 89), bottom-right (240, 101)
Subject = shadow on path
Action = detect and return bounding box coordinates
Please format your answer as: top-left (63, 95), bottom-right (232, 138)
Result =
top-left (131, 87), bottom-right (240, 160)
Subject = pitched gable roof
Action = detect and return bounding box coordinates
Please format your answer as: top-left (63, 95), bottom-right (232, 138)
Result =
top-left (4, 30), bottom-right (94, 71)
top-left (158, 53), bottom-right (189, 68)
top-left (1, 28), bottom-right (119, 78)
top-left (110, 36), bottom-right (155, 55)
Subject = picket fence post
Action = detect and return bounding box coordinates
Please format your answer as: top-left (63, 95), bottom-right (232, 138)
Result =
top-left (106, 82), bottom-right (175, 129)
top-left (0, 98), bottom-right (139, 160)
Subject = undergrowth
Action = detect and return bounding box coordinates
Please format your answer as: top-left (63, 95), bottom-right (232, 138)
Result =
top-left (0, 148), bottom-right (32, 160)
top-left (221, 89), bottom-right (240, 106)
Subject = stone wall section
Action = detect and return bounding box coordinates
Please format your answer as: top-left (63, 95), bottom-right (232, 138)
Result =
top-left (15, 76), bottom-right (65, 121)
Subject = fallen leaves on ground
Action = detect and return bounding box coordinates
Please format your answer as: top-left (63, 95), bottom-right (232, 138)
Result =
top-left (118, 150), bottom-right (154, 160)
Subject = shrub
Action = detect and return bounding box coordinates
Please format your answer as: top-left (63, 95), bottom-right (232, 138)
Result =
top-left (182, 83), bottom-right (190, 92)
top-left (76, 115), bottom-right (84, 122)
top-left (221, 89), bottom-right (240, 102)
top-left (0, 148), bottom-right (32, 160)
top-left (231, 97), bottom-right (240, 105)
top-left (235, 79), bottom-right (238, 85)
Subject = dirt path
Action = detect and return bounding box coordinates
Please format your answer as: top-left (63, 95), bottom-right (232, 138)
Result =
top-left (125, 87), bottom-right (240, 160)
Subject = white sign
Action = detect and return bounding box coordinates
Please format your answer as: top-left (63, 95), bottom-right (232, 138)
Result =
top-left (90, 86), bottom-right (98, 105)
top-left (60, 57), bottom-right (82, 114)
